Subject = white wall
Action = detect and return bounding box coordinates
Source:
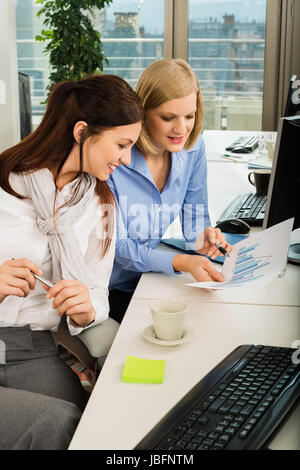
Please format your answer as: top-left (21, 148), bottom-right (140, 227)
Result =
top-left (0, 0), bottom-right (20, 152)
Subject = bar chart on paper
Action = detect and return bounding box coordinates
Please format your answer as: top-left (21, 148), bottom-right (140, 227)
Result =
top-left (186, 218), bottom-right (294, 290)
top-left (212, 240), bottom-right (275, 289)
top-left (228, 244), bottom-right (272, 285)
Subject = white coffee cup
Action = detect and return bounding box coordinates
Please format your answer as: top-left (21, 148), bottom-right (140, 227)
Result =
top-left (150, 298), bottom-right (188, 341)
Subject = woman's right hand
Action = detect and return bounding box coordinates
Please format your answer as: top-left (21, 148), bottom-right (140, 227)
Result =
top-left (172, 253), bottom-right (224, 282)
top-left (0, 258), bottom-right (42, 303)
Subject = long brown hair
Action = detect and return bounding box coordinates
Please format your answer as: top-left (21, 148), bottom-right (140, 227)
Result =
top-left (0, 74), bottom-right (143, 256)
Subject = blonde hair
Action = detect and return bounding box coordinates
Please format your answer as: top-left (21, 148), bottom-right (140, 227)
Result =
top-left (135, 59), bottom-right (204, 154)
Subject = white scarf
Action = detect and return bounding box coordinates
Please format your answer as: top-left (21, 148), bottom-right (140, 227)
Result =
top-left (20, 169), bottom-right (97, 284)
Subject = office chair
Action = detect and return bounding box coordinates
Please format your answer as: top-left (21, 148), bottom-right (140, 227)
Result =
top-left (55, 315), bottom-right (119, 386)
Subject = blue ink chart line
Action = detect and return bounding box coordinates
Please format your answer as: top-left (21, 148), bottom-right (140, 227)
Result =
top-left (223, 244), bottom-right (272, 286)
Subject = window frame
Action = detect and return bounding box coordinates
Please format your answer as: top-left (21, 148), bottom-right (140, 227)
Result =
top-left (166, 0), bottom-right (300, 131)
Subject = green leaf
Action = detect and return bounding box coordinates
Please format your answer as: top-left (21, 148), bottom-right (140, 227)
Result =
top-left (35, 0), bottom-right (113, 95)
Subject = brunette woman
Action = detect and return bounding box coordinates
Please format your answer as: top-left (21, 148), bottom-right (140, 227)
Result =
top-left (0, 74), bottom-right (143, 449)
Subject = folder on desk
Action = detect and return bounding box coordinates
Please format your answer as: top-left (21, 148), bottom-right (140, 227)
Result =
top-left (248, 157), bottom-right (272, 170)
top-left (161, 232), bottom-right (247, 264)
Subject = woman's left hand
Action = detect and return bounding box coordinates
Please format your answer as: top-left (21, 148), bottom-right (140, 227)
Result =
top-left (43, 280), bottom-right (95, 327)
top-left (195, 226), bottom-right (232, 259)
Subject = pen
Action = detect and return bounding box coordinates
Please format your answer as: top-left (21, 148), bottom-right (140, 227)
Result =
top-left (11, 259), bottom-right (54, 287)
top-left (213, 242), bottom-right (230, 258)
top-left (222, 154), bottom-right (244, 163)
top-left (223, 153), bottom-right (243, 159)
top-left (31, 272), bottom-right (54, 288)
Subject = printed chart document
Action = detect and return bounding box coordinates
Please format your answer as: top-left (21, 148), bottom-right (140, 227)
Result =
top-left (186, 218), bottom-right (294, 290)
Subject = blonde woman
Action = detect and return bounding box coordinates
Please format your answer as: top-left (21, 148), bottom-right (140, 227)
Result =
top-left (108, 59), bottom-right (231, 322)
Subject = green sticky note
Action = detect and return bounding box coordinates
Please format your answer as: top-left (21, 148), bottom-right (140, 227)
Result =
top-left (122, 355), bottom-right (165, 384)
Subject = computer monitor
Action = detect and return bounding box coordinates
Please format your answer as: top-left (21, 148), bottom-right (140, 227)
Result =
top-left (18, 72), bottom-right (32, 140)
top-left (263, 115), bottom-right (300, 264)
top-left (284, 75), bottom-right (300, 117)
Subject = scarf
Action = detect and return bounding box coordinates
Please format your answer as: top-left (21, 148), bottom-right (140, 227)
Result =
top-left (20, 169), bottom-right (97, 284)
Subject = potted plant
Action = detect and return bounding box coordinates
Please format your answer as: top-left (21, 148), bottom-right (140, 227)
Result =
top-left (35, 0), bottom-right (113, 92)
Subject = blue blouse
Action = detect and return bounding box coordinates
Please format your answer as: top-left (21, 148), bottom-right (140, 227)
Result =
top-left (108, 135), bottom-right (211, 292)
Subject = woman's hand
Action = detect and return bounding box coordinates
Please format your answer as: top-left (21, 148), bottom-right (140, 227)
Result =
top-left (172, 253), bottom-right (224, 282)
top-left (0, 258), bottom-right (42, 303)
top-left (195, 226), bottom-right (232, 259)
top-left (44, 280), bottom-right (95, 327)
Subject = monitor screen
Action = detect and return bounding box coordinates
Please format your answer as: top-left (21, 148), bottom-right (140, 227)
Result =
top-left (263, 115), bottom-right (300, 232)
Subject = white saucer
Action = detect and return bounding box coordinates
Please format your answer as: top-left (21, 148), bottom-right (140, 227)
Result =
top-left (142, 325), bottom-right (192, 346)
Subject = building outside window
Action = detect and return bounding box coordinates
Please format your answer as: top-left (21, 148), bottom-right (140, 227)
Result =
top-left (92, 0), bottom-right (164, 89)
top-left (15, 0), bottom-right (266, 131)
top-left (188, 0), bottom-right (267, 131)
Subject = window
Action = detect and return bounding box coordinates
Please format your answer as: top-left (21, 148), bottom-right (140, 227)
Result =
top-left (16, 0), bottom-right (47, 127)
top-left (188, 0), bottom-right (267, 131)
top-left (98, 0), bottom-right (164, 89)
top-left (15, 0), bottom-right (165, 123)
top-left (14, 0), bottom-right (298, 131)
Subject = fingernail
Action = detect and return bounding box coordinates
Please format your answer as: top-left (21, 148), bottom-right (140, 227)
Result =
top-left (46, 293), bottom-right (51, 298)
top-left (38, 270), bottom-right (43, 275)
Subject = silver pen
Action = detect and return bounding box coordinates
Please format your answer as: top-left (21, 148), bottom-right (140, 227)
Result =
top-left (214, 242), bottom-right (230, 258)
top-left (32, 272), bottom-right (54, 288)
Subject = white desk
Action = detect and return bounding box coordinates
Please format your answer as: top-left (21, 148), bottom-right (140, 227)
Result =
top-left (134, 265), bottom-right (300, 308)
top-left (69, 300), bottom-right (300, 450)
top-left (69, 131), bottom-right (300, 450)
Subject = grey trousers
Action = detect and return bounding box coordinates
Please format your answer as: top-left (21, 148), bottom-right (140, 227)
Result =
top-left (0, 326), bottom-right (88, 450)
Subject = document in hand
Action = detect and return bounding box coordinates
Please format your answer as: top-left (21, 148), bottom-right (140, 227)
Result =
top-left (185, 218), bottom-right (294, 290)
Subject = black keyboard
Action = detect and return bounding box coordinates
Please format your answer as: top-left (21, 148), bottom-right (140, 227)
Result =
top-left (217, 192), bottom-right (267, 226)
top-left (135, 344), bottom-right (300, 450)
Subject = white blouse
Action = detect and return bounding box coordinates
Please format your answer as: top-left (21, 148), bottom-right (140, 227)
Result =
top-left (0, 172), bottom-right (116, 335)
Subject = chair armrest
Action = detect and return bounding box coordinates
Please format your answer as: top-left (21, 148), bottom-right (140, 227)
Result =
top-left (79, 318), bottom-right (119, 359)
